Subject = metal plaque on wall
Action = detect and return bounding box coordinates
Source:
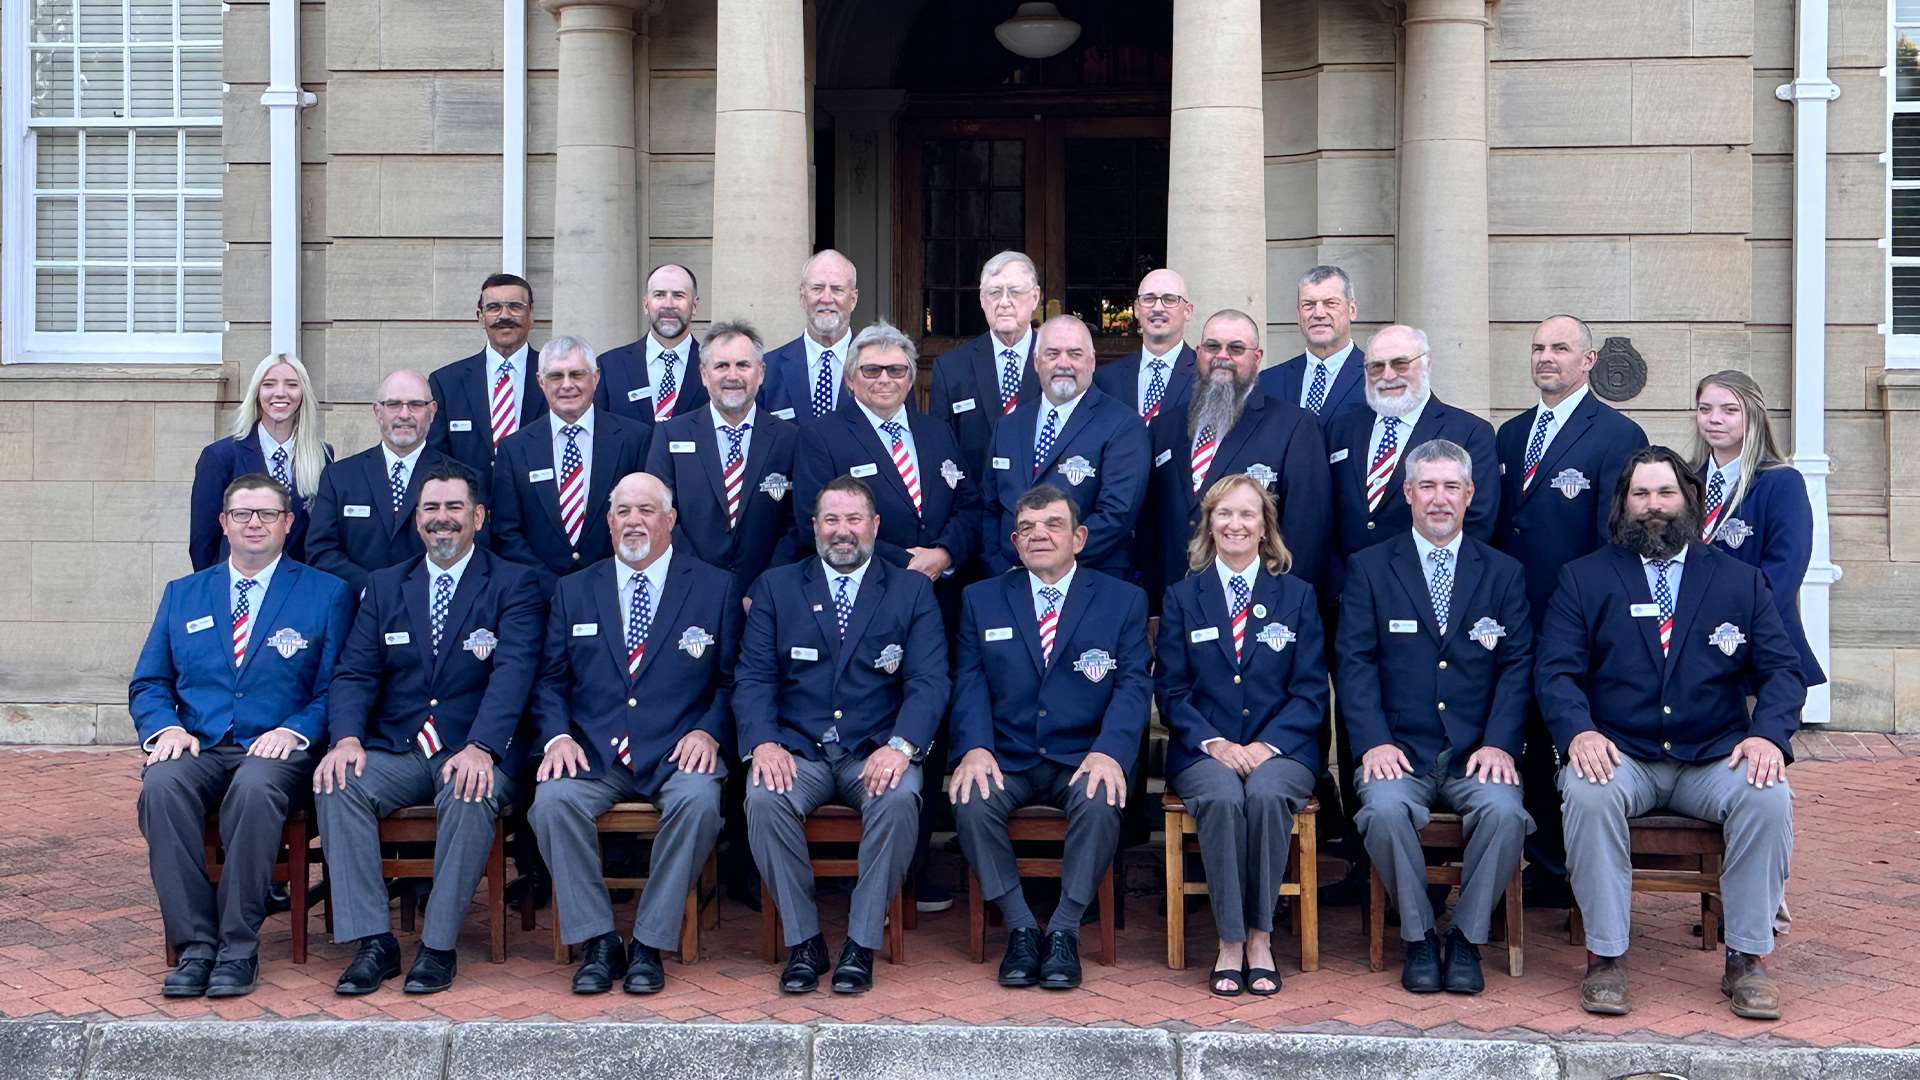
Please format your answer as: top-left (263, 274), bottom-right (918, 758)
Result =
top-left (1592, 336), bottom-right (1648, 402)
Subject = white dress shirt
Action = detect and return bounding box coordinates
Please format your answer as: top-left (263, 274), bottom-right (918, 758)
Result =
top-left (1369, 393), bottom-right (1430, 466)
top-left (1705, 454), bottom-right (1742, 498)
top-left (426, 543), bottom-right (475, 603)
top-left (548, 407), bottom-right (596, 490)
top-left (1299, 340), bottom-right (1356, 410)
top-left (993, 327), bottom-right (1035, 404)
top-left (823, 556), bottom-right (873, 607)
top-left (1527, 382), bottom-right (1591, 461)
top-left (257, 426), bottom-right (294, 473)
top-left (1641, 544), bottom-right (1688, 603)
top-left (1027, 562), bottom-right (1078, 620)
top-left (858, 400), bottom-right (918, 476)
top-left (381, 440), bottom-right (429, 497)
top-left (1136, 343), bottom-right (1185, 412)
top-left (483, 343), bottom-right (531, 424)
top-left (1411, 528), bottom-right (1464, 625)
top-left (710, 403), bottom-right (758, 463)
top-left (645, 334), bottom-right (694, 404)
top-left (1032, 386), bottom-right (1087, 450)
top-left (805, 331), bottom-right (852, 407)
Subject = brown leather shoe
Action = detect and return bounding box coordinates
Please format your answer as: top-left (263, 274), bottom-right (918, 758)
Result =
top-left (1722, 950), bottom-right (1781, 1020)
top-left (1579, 954), bottom-right (1630, 1015)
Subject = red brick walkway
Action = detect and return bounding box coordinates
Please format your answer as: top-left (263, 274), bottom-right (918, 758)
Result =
top-left (2, 734), bottom-right (1918, 1047)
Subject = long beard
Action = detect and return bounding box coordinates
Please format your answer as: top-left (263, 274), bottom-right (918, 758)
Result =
top-left (1187, 371), bottom-right (1247, 441)
top-left (1617, 510), bottom-right (1696, 560)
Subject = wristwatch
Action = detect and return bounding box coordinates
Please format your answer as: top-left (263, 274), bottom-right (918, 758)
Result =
top-left (885, 735), bottom-right (919, 759)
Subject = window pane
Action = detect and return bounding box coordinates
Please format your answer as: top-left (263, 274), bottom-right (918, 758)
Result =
top-left (1900, 32), bottom-right (1920, 102)
top-left (1894, 116), bottom-right (1920, 182)
top-left (30, 48), bottom-right (76, 117)
top-left (1896, 190), bottom-right (1920, 258)
top-left (1895, 266), bottom-right (1920, 335)
top-left (36, 130), bottom-right (80, 188)
top-left (180, 0), bottom-right (221, 39)
top-left (1900, 1), bottom-right (1920, 21)
top-left (134, 198), bottom-right (177, 260)
top-left (184, 197), bottom-right (221, 260)
top-left (86, 197), bottom-right (130, 260)
top-left (86, 130), bottom-right (131, 190)
top-left (135, 130), bottom-right (181, 188)
top-left (134, 269), bottom-right (179, 332)
top-left (36, 198), bottom-right (79, 259)
top-left (183, 270), bottom-right (222, 332)
top-left (37, 269), bottom-right (80, 331)
top-left (131, 2), bottom-right (174, 42)
top-left (30, 0), bottom-right (75, 42)
top-left (78, 0), bottom-right (124, 43)
top-left (79, 48), bottom-right (127, 118)
top-left (85, 270), bottom-right (130, 331)
top-left (180, 48), bottom-right (220, 116)
top-left (130, 47), bottom-right (174, 117)
top-left (185, 129), bottom-right (221, 188)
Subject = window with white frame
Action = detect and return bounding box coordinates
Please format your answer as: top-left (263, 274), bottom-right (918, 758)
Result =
top-left (1895, 3), bottom-right (1920, 357)
top-left (3, 0), bottom-right (222, 363)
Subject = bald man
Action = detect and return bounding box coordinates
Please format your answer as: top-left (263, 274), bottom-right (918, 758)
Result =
top-left (595, 264), bottom-right (712, 430)
top-left (761, 250), bottom-right (861, 425)
top-left (1094, 268), bottom-right (1199, 424)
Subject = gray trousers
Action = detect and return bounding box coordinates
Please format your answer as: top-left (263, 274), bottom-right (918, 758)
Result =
top-left (530, 762), bottom-right (724, 951)
top-left (1559, 755), bottom-right (1792, 957)
top-left (138, 743), bottom-right (312, 962)
top-left (1174, 755), bottom-right (1318, 942)
top-left (314, 748), bottom-right (517, 951)
top-left (745, 753), bottom-right (920, 950)
top-left (953, 760), bottom-right (1122, 915)
top-left (1353, 766), bottom-right (1532, 943)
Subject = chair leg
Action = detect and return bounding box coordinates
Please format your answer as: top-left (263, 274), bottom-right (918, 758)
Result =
top-left (1112, 864), bottom-right (1126, 931)
top-left (1164, 811), bottom-right (1185, 970)
top-left (701, 853), bottom-right (720, 931)
top-left (399, 889), bottom-right (417, 934)
top-left (1295, 811), bottom-right (1318, 973)
top-left (680, 886), bottom-right (700, 964)
top-left (761, 886), bottom-right (782, 964)
top-left (1700, 890), bottom-right (1720, 953)
top-left (888, 889), bottom-right (907, 964)
top-left (1505, 867), bottom-right (1525, 978)
top-left (1568, 905), bottom-right (1585, 946)
top-left (1367, 862), bottom-right (1386, 973)
top-left (1096, 864), bottom-right (1117, 967)
top-left (967, 869), bottom-right (986, 963)
top-left (550, 879), bottom-right (570, 964)
top-left (288, 817), bottom-right (309, 965)
top-left (487, 823), bottom-right (507, 964)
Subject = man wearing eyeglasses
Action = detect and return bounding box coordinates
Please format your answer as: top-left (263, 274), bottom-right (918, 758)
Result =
top-left (308, 370), bottom-right (457, 601)
top-left (596, 264), bottom-right (712, 429)
top-left (1093, 269), bottom-right (1199, 424)
top-left (930, 251), bottom-right (1045, 487)
top-left (1257, 265), bottom-right (1368, 427)
top-left (428, 273), bottom-right (547, 496)
top-left (760, 250), bottom-right (861, 425)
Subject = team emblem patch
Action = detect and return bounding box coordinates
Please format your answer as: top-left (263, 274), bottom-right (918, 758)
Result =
top-left (462, 628), bottom-right (498, 661)
top-left (266, 628), bottom-right (308, 659)
top-left (1709, 622), bottom-right (1747, 657)
top-left (759, 472), bottom-right (791, 500)
top-left (1550, 468), bottom-right (1591, 499)
top-left (678, 626), bottom-right (715, 659)
top-left (1245, 463), bottom-right (1277, 490)
top-left (941, 459), bottom-right (965, 489)
top-left (874, 642), bottom-right (904, 674)
top-left (1058, 455), bottom-right (1097, 486)
top-left (1468, 617), bottom-right (1506, 652)
top-left (1073, 648), bottom-right (1116, 683)
top-left (1717, 517), bottom-right (1753, 550)
top-left (1256, 623), bottom-right (1296, 653)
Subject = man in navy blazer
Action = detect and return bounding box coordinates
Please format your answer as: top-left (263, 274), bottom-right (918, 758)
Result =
top-left (491, 335), bottom-right (651, 583)
top-left (594, 263), bottom-right (709, 428)
top-left (1093, 268), bottom-right (1198, 424)
top-left (734, 476), bottom-right (949, 995)
top-left (981, 315), bottom-right (1151, 576)
top-left (1537, 447), bottom-right (1804, 1021)
top-left (314, 459), bottom-right (546, 996)
top-left (948, 486), bottom-right (1151, 990)
top-left (528, 472), bottom-right (742, 995)
top-left (427, 273), bottom-right (546, 496)
top-left (1493, 315), bottom-right (1648, 909)
top-left (760, 250), bottom-right (859, 425)
top-left (929, 250), bottom-right (1043, 480)
top-left (1338, 441), bottom-right (1534, 995)
top-left (1257, 265), bottom-right (1368, 426)
top-left (307, 370), bottom-right (453, 600)
top-left (132, 474), bottom-right (353, 999)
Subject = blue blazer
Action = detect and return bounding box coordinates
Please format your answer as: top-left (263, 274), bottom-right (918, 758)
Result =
top-left (929, 331), bottom-right (1041, 479)
top-left (1703, 463), bottom-right (1826, 687)
top-left (1092, 344), bottom-right (1198, 424)
top-left (305, 444), bottom-right (455, 601)
top-left (1257, 347), bottom-right (1368, 427)
top-left (593, 336), bottom-right (709, 429)
top-left (1336, 534), bottom-right (1535, 777)
top-left (1155, 567), bottom-right (1328, 780)
top-left (326, 548), bottom-right (546, 771)
top-left (188, 428), bottom-right (331, 571)
top-left (759, 335), bottom-right (850, 426)
top-left (1494, 392), bottom-right (1648, 623)
top-left (645, 408), bottom-right (803, 594)
top-left (535, 554), bottom-right (743, 792)
top-left (426, 348), bottom-right (546, 497)
top-left (981, 386), bottom-right (1152, 576)
top-left (733, 557), bottom-right (950, 761)
top-left (130, 559), bottom-right (352, 749)
top-left (1536, 543), bottom-right (1806, 764)
top-left (489, 410), bottom-right (652, 581)
top-left (1145, 383), bottom-right (1333, 598)
top-left (794, 402), bottom-right (982, 573)
top-left (950, 567), bottom-right (1152, 775)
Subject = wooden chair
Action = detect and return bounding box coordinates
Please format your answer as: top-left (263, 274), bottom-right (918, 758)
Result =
top-left (760, 804), bottom-right (909, 963)
top-left (379, 806), bottom-right (532, 963)
top-left (1162, 793), bottom-right (1319, 971)
top-left (1568, 812), bottom-right (1724, 951)
top-left (551, 801), bottom-right (721, 964)
top-left (1363, 811), bottom-right (1525, 976)
top-left (966, 805), bottom-right (1118, 966)
top-left (164, 809), bottom-right (313, 966)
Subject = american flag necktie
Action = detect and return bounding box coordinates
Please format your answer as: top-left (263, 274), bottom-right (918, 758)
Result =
top-left (1428, 548), bottom-right (1453, 635)
top-left (1522, 409), bottom-right (1553, 490)
top-left (999, 349), bottom-right (1023, 415)
top-left (882, 420), bottom-right (922, 514)
top-left (1141, 359), bottom-right (1168, 422)
top-left (833, 575), bottom-right (854, 639)
top-left (558, 425), bottom-right (586, 546)
top-left (1365, 416), bottom-right (1401, 512)
top-left (1702, 470), bottom-right (1727, 541)
top-left (812, 350), bottom-right (837, 418)
top-left (655, 353), bottom-right (679, 421)
top-left (1037, 586), bottom-right (1062, 665)
top-left (490, 360), bottom-right (517, 449)
top-left (1303, 362), bottom-right (1331, 415)
top-left (722, 423), bottom-right (750, 527)
top-left (1652, 560), bottom-right (1675, 657)
top-left (389, 460), bottom-right (407, 516)
top-left (1033, 407), bottom-right (1060, 479)
top-left (231, 578), bottom-right (258, 666)
top-left (1228, 575), bottom-right (1250, 661)
top-left (625, 574), bottom-right (653, 679)
top-left (269, 447), bottom-right (290, 489)
top-left (1190, 423), bottom-right (1218, 495)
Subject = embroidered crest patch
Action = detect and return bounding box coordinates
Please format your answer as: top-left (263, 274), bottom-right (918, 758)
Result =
top-left (1073, 648), bottom-right (1116, 683)
top-left (266, 628), bottom-right (308, 659)
top-left (1709, 622), bottom-right (1747, 657)
top-left (1245, 463), bottom-right (1277, 489)
top-left (678, 625), bottom-right (715, 659)
top-left (759, 472), bottom-right (791, 500)
top-left (1256, 623), bottom-right (1296, 653)
top-left (874, 642), bottom-right (904, 674)
top-left (1468, 617), bottom-right (1506, 652)
top-left (462, 628), bottom-right (498, 661)
top-left (1058, 455), bottom-right (1097, 485)
top-left (941, 459), bottom-right (964, 489)
top-left (1717, 517), bottom-right (1754, 550)
top-left (1551, 468), bottom-right (1592, 499)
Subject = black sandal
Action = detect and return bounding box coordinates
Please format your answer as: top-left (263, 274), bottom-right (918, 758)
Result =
top-left (1246, 967), bottom-right (1281, 996)
top-left (1209, 967), bottom-right (1247, 997)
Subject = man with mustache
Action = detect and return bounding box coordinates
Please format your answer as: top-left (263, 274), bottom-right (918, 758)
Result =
top-left (308, 370), bottom-right (458, 601)
top-left (315, 459), bottom-right (547, 995)
top-left (761, 249), bottom-right (860, 425)
top-left (733, 476), bottom-right (949, 995)
top-left (527, 471), bottom-right (743, 995)
top-left (1257, 265), bottom-right (1369, 426)
top-left (930, 251), bottom-right (1045, 488)
top-left (1537, 446), bottom-right (1805, 1020)
top-left (428, 273), bottom-right (546, 496)
top-left (595, 263), bottom-right (712, 429)
top-left (1094, 268), bottom-right (1199, 423)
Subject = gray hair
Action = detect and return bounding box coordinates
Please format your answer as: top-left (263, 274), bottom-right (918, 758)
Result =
top-left (1541, 312), bottom-right (1594, 354)
top-left (1404, 438), bottom-right (1472, 482)
top-left (538, 334), bottom-right (596, 372)
top-left (1202, 308), bottom-right (1262, 347)
top-left (1297, 264), bottom-right (1356, 305)
top-left (801, 249), bottom-right (858, 291)
top-left (702, 320), bottom-right (765, 364)
top-left (1371, 324), bottom-right (1431, 358)
top-left (850, 319), bottom-right (918, 364)
top-left (979, 249), bottom-right (1040, 289)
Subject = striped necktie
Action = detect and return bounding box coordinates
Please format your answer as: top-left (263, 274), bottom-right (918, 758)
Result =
top-left (490, 360), bottom-right (517, 449)
top-left (882, 419), bottom-right (922, 514)
top-left (231, 578), bottom-right (258, 666)
top-left (1037, 585), bottom-right (1062, 664)
top-left (1141, 359), bottom-right (1168, 422)
top-left (812, 350), bottom-right (837, 418)
top-left (1033, 407), bottom-right (1060, 478)
top-left (1522, 409), bottom-right (1553, 490)
top-left (1652, 560), bottom-right (1675, 656)
top-left (1190, 423), bottom-right (1218, 495)
top-left (1702, 470), bottom-right (1727, 541)
top-left (1303, 362), bottom-right (1331, 415)
top-left (1228, 575), bottom-right (1251, 661)
top-left (999, 349), bottom-right (1023, 415)
top-left (655, 353), bottom-right (680, 421)
top-left (833, 575), bottom-right (854, 639)
top-left (722, 423), bottom-right (750, 527)
top-left (558, 425), bottom-right (586, 545)
top-left (1428, 548), bottom-right (1454, 636)
top-left (1365, 416), bottom-right (1401, 512)
top-left (625, 574), bottom-right (653, 678)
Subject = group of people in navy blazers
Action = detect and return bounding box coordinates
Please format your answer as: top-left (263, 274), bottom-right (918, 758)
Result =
top-left (142, 252), bottom-right (1819, 1021)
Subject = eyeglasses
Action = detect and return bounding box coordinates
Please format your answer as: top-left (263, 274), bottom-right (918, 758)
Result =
top-left (479, 301), bottom-right (530, 316)
top-left (1135, 293), bottom-right (1186, 309)
top-left (857, 364), bottom-right (913, 381)
top-left (1364, 353), bottom-right (1426, 377)
top-left (377, 399), bottom-right (432, 411)
top-left (223, 508), bottom-right (286, 524)
top-left (540, 370), bottom-right (594, 384)
top-left (1197, 340), bottom-right (1255, 358)
top-left (982, 286), bottom-right (1034, 303)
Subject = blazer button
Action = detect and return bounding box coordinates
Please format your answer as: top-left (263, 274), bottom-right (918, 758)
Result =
top-left (1241, 709), bottom-right (1251, 717)
top-left (1232, 675), bottom-right (1242, 685)
top-left (571, 551), bottom-right (581, 560)
top-left (1038, 708), bottom-right (1048, 718)
top-left (1663, 740), bottom-right (1672, 751)
top-left (235, 691), bottom-right (245, 699)
top-left (611, 737), bottom-right (619, 747)
top-left (833, 709), bottom-right (843, 720)
top-left (1437, 661), bottom-right (1448, 671)
top-left (429, 698), bottom-right (438, 707)
top-left (1663, 705), bottom-right (1672, 715)
top-left (628, 698), bottom-right (638, 707)
top-left (1436, 702), bottom-right (1447, 712)
top-left (1366, 521), bottom-right (1376, 531)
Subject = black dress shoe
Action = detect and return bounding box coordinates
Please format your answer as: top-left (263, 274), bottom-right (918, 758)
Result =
top-left (335, 934), bottom-right (401, 996)
top-left (1442, 927), bottom-right (1484, 994)
top-left (571, 932), bottom-right (628, 994)
top-left (623, 942), bottom-right (665, 994)
top-left (403, 944), bottom-right (458, 994)
top-left (780, 934), bottom-right (830, 994)
top-left (998, 927), bottom-right (1044, 988)
top-left (1401, 929), bottom-right (1443, 993)
top-left (205, 956), bottom-right (258, 998)
top-left (831, 940), bottom-right (874, 994)
top-left (162, 957), bottom-right (214, 998)
top-left (1039, 930), bottom-right (1082, 990)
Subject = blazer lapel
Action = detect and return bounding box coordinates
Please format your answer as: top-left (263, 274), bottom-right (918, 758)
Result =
top-left (1212, 386), bottom-right (1269, 474)
top-left (240, 562), bottom-right (300, 679)
top-left (1242, 570), bottom-right (1290, 670)
top-left (1610, 548), bottom-right (1668, 671)
top-left (908, 410), bottom-right (952, 518)
top-left (203, 570), bottom-right (239, 676)
top-left (632, 557), bottom-right (694, 686)
top-left (1389, 398), bottom-right (1449, 501)
top-left (1521, 395), bottom-right (1597, 507)
top-left (429, 552), bottom-right (488, 682)
top-left (518, 349), bottom-right (544, 425)
top-left (586, 417), bottom-right (625, 526)
top-left (591, 561), bottom-right (629, 678)
top-left (1166, 345), bottom-right (1197, 407)
top-left (853, 413), bottom-right (917, 512)
top-left (1194, 569), bottom-right (1241, 669)
top-left (1328, 351), bottom-right (1366, 413)
top-left (1038, 392), bottom-right (1099, 477)
top-left (1388, 537), bottom-right (1444, 641)
top-left (525, 425), bottom-right (567, 536)
top-left (402, 559), bottom-right (435, 669)
top-left (972, 337), bottom-right (1004, 414)
top-left (1438, 541), bottom-right (1484, 647)
top-left (834, 561), bottom-right (889, 685)
top-left (740, 412), bottom-right (780, 509)
top-left (692, 418), bottom-right (731, 519)
top-left (1049, 570), bottom-right (1096, 675)
top-left (1662, 545), bottom-right (1715, 685)
top-left (236, 431), bottom-right (267, 476)
top-left (1006, 572), bottom-right (1048, 675)
top-left (803, 561), bottom-right (843, 659)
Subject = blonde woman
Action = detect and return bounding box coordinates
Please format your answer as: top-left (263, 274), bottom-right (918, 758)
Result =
top-left (189, 354), bottom-right (331, 570)
top-left (1154, 474), bottom-right (1326, 997)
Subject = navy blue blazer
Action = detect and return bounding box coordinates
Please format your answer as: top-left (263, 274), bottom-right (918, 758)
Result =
top-left (645, 408), bottom-right (802, 593)
top-left (929, 331), bottom-right (1040, 479)
top-left (794, 402), bottom-right (982, 572)
top-left (489, 410), bottom-right (651, 581)
top-left (1536, 543), bottom-right (1805, 764)
top-left (1155, 567), bottom-right (1328, 780)
top-left (592, 335), bottom-right (709, 429)
top-left (1494, 392), bottom-right (1648, 623)
top-left (426, 347), bottom-right (546, 497)
top-left (305, 444), bottom-right (455, 601)
top-left (1145, 384), bottom-right (1333, 597)
top-left (188, 428), bottom-right (331, 571)
top-left (950, 567), bottom-right (1152, 775)
top-left (1704, 463), bottom-right (1826, 687)
top-left (1257, 347), bottom-right (1368, 427)
top-left (535, 554), bottom-right (742, 792)
top-left (981, 386), bottom-right (1152, 576)
top-left (1092, 344), bottom-right (1198, 424)
top-left (327, 548), bottom-right (546, 771)
top-left (131, 559), bottom-right (352, 749)
top-left (759, 335), bottom-right (850, 425)
top-left (1336, 534), bottom-right (1535, 777)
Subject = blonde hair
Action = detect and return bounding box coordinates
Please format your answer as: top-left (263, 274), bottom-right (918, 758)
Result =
top-left (1689, 369), bottom-right (1783, 520)
top-left (1186, 474), bottom-right (1293, 577)
top-left (229, 353), bottom-right (326, 500)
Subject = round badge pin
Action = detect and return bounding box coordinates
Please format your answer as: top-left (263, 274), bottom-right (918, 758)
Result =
top-left (1252, 603), bottom-right (1267, 619)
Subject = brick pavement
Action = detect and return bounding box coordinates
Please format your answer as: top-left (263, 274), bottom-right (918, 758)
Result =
top-left (2, 734), bottom-right (1917, 1048)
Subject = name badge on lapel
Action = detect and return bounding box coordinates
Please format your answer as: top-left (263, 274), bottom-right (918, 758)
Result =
top-left (265, 628), bottom-right (308, 659)
top-left (1189, 627), bottom-right (1220, 643)
top-left (1329, 448), bottom-right (1350, 464)
top-left (185, 616), bottom-right (214, 634)
top-left (1058, 455), bottom-right (1096, 485)
top-left (1388, 619), bottom-right (1419, 634)
top-left (1257, 623), bottom-right (1296, 652)
top-left (874, 643), bottom-right (904, 674)
top-left (991, 456), bottom-right (1011, 471)
top-left (628, 387), bottom-right (652, 402)
top-left (850, 463), bottom-right (879, 478)
top-left (1154, 449), bottom-right (1173, 468)
top-left (528, 468), bottom-right (555, 483)
top-left (342, 504), bottom-right (371, 518)
top-left (669, 441), bottom-right (696, 454)
top-left (679, 626), bottom-right (715, 659)
top-left (1629, 603), bottom-right (1661, 618)
top-left (951, 398), bottom-right (978, 415)
top-left (449, 420), bottom-right (473, 432)
top-left (463, 628), bottom-right (498, 660)
top-left (984, 627), bottom-right (1014, 642)
top-left (385, 631), bottom-right (411, 645)
top-left (571, 623), bottom-right (599, 637)
top-left (772, 407), bottom-right (797, 420)
top-left (1072, 648), bottom-right (1116, 683)
top-left (791, 646), bottom-right (820, 662)
top-left (941, 460), bottom-right (964, 488)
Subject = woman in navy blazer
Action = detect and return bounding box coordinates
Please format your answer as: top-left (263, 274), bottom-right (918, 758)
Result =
top-left (1155, 474), bottom-right (1328, 998)
top-left (189, 354), bottom-right (331, 570)
top-left (1692, 370), bottom-right (1826, 687)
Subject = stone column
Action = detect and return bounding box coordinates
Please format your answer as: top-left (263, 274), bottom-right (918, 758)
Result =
top-left (541, 0), bottom-right (651, 350)
top-left (1166, 0), bottom-right (1266, 332)
top-left (1396, 0), bottom-right (1491, 413)
top-left (711, 0), bottom-right (811, 329)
